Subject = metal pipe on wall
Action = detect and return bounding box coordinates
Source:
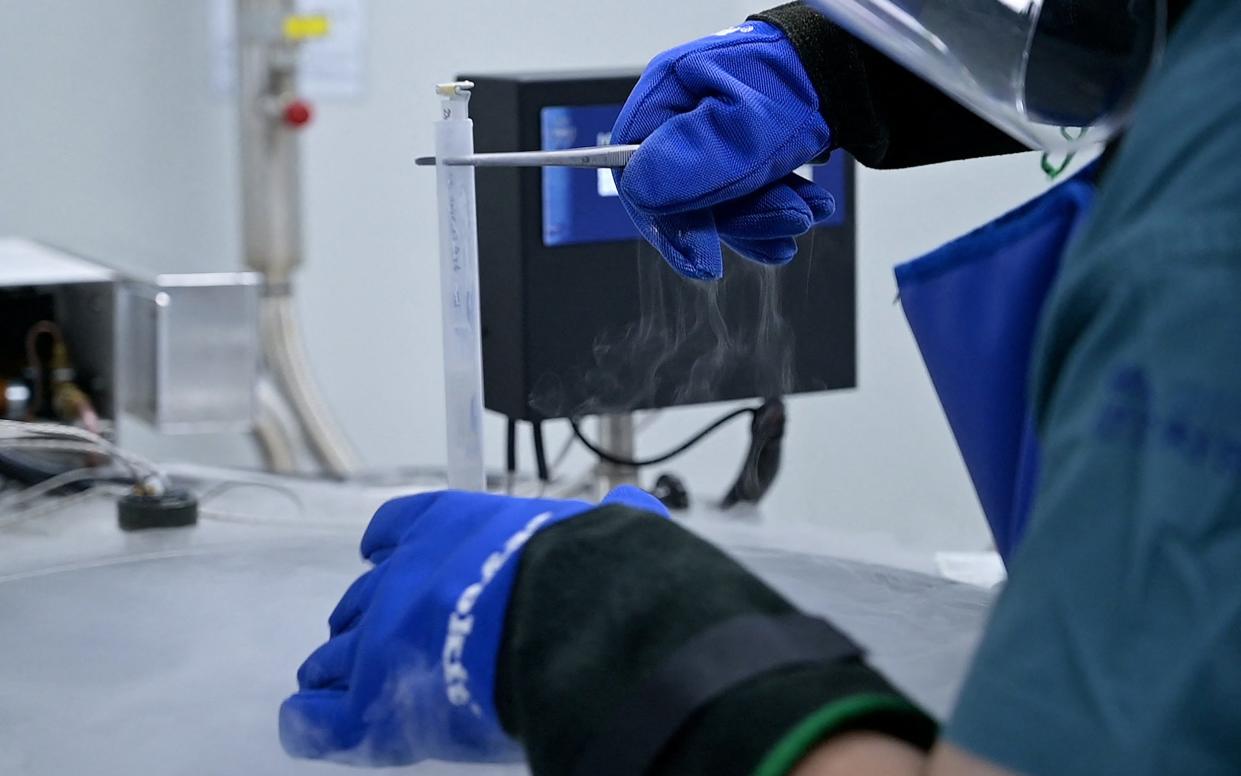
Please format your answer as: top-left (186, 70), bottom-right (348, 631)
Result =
top-left (238, 0), bottom-right (302, 286)
top-left (237, 0), bottom-right (358, 477)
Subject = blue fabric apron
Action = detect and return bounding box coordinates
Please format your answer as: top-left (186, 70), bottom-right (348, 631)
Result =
top-left (895, 165), bottom-right (1098, 562)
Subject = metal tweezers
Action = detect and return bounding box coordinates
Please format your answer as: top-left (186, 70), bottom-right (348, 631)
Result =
top-left (415, 144), bottom-right (640, 169)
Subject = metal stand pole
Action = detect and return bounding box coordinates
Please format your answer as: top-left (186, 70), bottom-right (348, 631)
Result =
top-left (596, 413), bottom-right (638, 496)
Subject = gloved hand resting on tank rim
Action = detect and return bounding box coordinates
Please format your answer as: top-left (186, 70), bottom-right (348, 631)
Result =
top-left (278, 485), bottom-right (667, 765)
top-left (280, 484), bottom-right (934, 775)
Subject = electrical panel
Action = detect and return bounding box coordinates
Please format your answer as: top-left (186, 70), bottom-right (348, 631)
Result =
top-left (462, 71), bottom-right (857, 421)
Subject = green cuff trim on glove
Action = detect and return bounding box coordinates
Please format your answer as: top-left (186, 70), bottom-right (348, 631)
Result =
top-left (753, 694), bottom-right (931, 776)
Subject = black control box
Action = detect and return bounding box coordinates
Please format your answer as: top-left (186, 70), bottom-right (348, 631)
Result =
top-left (463, 70), bottom-right (856, 421)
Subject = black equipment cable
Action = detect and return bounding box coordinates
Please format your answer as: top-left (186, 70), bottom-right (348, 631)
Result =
top-left (505, 418), bottom-right (518, 478)
top-left (721, 398), bottom-right (786, 507)
top-left (531, 421), bottom-right (550, 483)
top-left (568, 406), bottom-right (758, 468)
top-left (0, 450), bottom-right (94, 492)
top-left (503, 418), bottom-right (552, 484)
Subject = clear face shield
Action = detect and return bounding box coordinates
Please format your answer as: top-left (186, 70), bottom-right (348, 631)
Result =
top-left (807, 0), bottom-right (1167, 152)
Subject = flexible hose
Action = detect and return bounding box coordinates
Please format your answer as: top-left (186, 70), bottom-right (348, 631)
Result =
top-left (259, 294), bottom-right (358, 478)
top-left (0, 449), bottom-right (87, 489)
top-left (0, 419), bottom-right (161, 484)
top-left (253, 377), bottom-right (300, 474)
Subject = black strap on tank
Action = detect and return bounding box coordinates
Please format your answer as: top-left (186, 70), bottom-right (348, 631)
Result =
top-left (569, 612), bottom-right (862, 776)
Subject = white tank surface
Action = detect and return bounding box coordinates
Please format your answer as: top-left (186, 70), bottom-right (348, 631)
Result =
top-left (0, 468), bottom-right (993, 775)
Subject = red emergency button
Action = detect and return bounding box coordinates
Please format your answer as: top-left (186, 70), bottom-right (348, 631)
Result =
top-left (283, 99), bottom-right (313, 128)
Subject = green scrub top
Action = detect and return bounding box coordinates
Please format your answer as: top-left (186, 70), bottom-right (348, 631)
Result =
top-left (946, 1), bottom-right (1241, 773)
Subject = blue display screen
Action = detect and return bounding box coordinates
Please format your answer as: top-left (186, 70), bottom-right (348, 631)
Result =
top-left (541, 105), bottom-right (635, 247)
top-left (540, 104), bottom-right (849, 247)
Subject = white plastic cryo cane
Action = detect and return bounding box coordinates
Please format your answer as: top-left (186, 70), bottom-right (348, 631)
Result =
top-left (434, 81), bottom-right (486, 491)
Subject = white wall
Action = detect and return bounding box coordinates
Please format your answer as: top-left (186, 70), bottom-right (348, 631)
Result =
top-left (0, 1), bottom-right (1056, 556)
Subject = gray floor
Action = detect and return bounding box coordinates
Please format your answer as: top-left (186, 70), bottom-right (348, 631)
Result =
top-left (0, 469), bottom-right (994, 775)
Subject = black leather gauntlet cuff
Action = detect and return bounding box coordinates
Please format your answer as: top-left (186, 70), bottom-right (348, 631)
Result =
top-left (750, 2), bottom-right (889, 165)
top-left (751, 2), bottom-right (1028, 168)
top-left (495, 506), bottom-right (935, 776)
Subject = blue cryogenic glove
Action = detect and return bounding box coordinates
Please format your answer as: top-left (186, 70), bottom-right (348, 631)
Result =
top-left (613, 21), bottom-right (836, 279)
top-left (278, 485), bottom-right (669, 766)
